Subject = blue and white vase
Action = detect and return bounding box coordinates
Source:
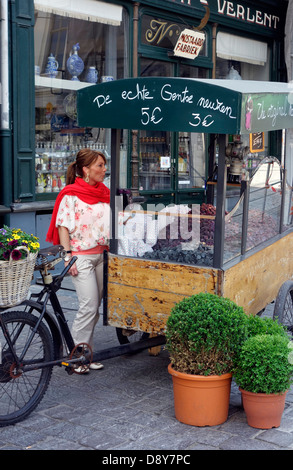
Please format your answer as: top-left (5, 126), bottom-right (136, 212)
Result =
top-left (45, 53), bottom-right (59, 78)
top-left (66, 43), bottom-right (84, 81)
top-left (85, 67), bottom-right (98, 83)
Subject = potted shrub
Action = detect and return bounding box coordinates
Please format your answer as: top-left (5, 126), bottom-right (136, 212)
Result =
top-left (166, 292), bottom-right (247, 426)
top-left (244, 313), bottom-right (288, 339)
top-left (233, 333), bottom-right (293, 429)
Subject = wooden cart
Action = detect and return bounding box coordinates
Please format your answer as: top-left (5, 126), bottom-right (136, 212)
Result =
top-left (77, 78), bottom-right (293, 348)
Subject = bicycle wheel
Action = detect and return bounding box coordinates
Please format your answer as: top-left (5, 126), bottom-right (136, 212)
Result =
top-left (0, 310), bottom-right (54, 426)
top-left (116, 327), bottom-right (149, 345)
top-left (273, 281), bottom-right (293, 335)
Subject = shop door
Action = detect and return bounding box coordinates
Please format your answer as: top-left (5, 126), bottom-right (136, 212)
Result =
top-left (139, 58), bottom-right (207, 207)
top-left (139, 130), bottom-right (174, 206)
top-left (138, 130), bottom-right (206, 207)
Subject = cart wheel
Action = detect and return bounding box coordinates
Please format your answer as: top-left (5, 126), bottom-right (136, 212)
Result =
top-left (273, 280), bottom-right (293, 335)
top-left (116, 328), bottom-right (149, 345)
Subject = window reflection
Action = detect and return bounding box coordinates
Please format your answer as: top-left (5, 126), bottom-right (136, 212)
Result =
top-left (246, 159), bottom-right (281, 250)
top-left (224, 158), bottom-right (283, 263)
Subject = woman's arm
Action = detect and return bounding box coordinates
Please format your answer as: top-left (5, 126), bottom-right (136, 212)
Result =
top-left (58, 226), bottom-right (78, 276)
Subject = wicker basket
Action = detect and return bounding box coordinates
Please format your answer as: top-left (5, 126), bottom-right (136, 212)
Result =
top-left (0, 247), bottom-right (38, 308)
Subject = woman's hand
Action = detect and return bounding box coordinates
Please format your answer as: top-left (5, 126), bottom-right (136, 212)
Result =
top-left (64, 259), bottom-right (78, 276)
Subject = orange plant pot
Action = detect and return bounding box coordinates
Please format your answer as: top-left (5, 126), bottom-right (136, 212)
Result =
top-left (168, 364), bottom-right (232, 426)
top-left (240, 388), bottom-right (287, 429)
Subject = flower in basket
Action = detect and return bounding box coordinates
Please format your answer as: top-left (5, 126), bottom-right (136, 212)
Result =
top-left (0, 225), bottom-right (40, 261)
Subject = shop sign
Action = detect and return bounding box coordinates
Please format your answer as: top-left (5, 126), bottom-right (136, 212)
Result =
top-left (173, 29), bottom-right (205, 59)
top-left (241, 92), bottom-right (293, 134)
top-left (249, 132), bottom-right (264, 153)
top-left (164, 0), bottom-right (281, 31)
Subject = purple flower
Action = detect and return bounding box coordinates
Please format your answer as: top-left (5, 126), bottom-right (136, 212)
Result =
top-left (11, 249), bottom-right (22, 261)
top-left (0, 229), bottom-right (7, 235)
top-left (2, 250), bottom-right (11, 260)
top-left (8, 239), bottom-right (18, 247)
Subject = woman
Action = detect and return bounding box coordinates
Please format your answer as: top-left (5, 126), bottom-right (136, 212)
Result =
top-left (46, 148), bottom-right (110, 372)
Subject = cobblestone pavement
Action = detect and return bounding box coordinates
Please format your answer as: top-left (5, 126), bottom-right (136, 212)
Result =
top-left (1, 279), bottom-right (293, 452)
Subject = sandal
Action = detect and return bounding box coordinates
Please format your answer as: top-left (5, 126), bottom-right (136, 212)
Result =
top-left (89, 362), bottom-right (104, 370)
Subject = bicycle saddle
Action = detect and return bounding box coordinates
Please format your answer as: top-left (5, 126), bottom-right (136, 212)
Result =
top-left (38, 245), bottom-right (64, 257)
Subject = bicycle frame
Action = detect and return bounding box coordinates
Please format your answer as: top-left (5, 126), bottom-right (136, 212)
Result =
top-left (0, 249), bottom-right (166, 374)
top-left (27, 280), bottom-right (75, 350)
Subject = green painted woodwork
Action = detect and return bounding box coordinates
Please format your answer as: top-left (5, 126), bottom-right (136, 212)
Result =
top-left (10, 0), bottom-right (35, 202)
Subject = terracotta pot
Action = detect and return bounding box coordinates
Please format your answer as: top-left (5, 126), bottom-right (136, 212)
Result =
top-left (240, 388), bottom-right (287, 429)
top-left (168, 364), bottom-right (232, 426)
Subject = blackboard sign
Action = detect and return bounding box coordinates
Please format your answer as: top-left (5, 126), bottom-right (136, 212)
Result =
top-left (250, 132), bottom-right (264, 153)
top-left (77, 78), bottom-right (293, 134)
top-left (77, 77), bottom-right (241, 134)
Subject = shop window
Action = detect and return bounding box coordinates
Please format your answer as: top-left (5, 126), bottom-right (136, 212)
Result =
top-left (179, 64), bottom-right (209, 79)
top-left (140, 58), bottom-right (173, 77)
top-left (34, 3), bottom-right (129, 195)
top-left (215, 32), bottom-right (271, 81)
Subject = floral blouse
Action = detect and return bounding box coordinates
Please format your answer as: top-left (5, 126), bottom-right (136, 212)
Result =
top-left (56, 195), bottom-right (110, 251)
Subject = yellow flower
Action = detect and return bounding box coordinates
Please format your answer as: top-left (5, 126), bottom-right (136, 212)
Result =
top-left (29, 242), bottom-right (40, 250)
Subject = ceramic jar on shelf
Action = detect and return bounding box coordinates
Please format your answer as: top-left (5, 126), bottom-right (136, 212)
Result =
top-left (45, 54), bottom-right (59, 78)
top-left (85, 67), bottom-right (98, 83)
top-left (66, 43), bottom-right (84, 81)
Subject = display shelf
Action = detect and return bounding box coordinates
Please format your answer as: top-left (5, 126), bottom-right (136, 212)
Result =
top-left (207, 181), bottom-right (241, 187)
top-left (35, 75), bottom-right (95, 91)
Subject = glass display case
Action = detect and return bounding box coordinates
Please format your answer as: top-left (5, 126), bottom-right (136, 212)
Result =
top-left (223, 157), bottom-right (283, 264)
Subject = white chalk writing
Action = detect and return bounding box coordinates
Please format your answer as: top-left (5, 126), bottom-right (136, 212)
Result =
top-left (197, 96), bottom-right (237, 119)
top-left (161, 84), bottom-right (194, 103)
top-left (91, 81), bottom-right (239, 128)
top-left (256, 100), bottom-right (292, 127)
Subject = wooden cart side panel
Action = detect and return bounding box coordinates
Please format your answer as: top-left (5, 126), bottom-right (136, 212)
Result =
top-left (107, 255), bottom-right (223, 334)
top-left (223, 234), bottom-right (293, 315)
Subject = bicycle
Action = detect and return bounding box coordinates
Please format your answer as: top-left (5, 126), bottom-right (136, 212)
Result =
top-left (0, 245), bottom-right (94, 427)
top-left (273, 280), bottom-right (293, 336)
top-left (0, 245), bottom-right (166, 427)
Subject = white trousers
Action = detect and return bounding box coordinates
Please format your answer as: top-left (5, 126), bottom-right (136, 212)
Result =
top-left (71, 253), bottom-right (104, 348)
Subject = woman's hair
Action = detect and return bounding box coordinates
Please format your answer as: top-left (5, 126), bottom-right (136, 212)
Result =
top-left (66, 148), bottom-right (107, 185)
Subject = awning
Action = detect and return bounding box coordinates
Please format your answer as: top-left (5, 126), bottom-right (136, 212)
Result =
top-left (34, 0), bottom-right (123, 26)
top-left (217, 32), bottom-right (267, 66)
top-left (77, 78), bottom-right (293, 134)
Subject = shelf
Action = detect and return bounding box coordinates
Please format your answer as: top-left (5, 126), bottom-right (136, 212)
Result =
top-left (207, 181), bottom-right (241, 187)
top-left (35, 75), bottom-right (95, 91)
top-left (140, 171), bottom-right (170, 176)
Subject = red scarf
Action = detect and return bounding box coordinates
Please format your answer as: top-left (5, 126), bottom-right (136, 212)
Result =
top-left (46, 177), bottom-right (110, 245)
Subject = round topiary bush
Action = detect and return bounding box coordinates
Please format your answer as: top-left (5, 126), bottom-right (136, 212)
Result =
top-left (233, 334), bottom-right (293, 394)
top-left (244, 314), bottom-right (287, 339)
top-left (165, 292), bottom-right (247, 376)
